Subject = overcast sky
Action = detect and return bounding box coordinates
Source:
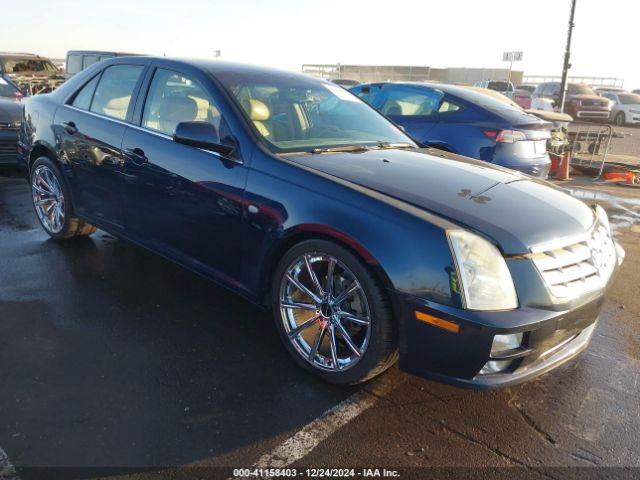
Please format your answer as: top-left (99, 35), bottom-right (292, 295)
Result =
top-left (2, 0), bottom-right (638, 88)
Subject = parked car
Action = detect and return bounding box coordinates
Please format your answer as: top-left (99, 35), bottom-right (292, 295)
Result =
top-left (19, 57), bottom-right (624, 387)
top-left (350, 82), bottom-right (552, 177)
top-left (0, 52), bottom-right (65, 95)
top-left (517, 84), bottom-right (537, 94)
top-left (601, 92), bottom-right (640, 126)
top-left (470, 87), bottom-right (572, 156)
top-left (65, 50), bottom-right (141, 78)
top-left (633, 89), bottom-right (640, 95)
top-left (474, 80), bottom-right (514, 95)
top-left (532, 82), bottom-right (611, 120)
top-left (473, 80), bottom-right (531, 108)
top-left (0, 98), bottom-right (21, 164)
top-left (0, 75), bottom-right (24, 102)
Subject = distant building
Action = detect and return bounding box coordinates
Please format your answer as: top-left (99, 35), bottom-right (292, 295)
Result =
top-left (301, 64), bottom-right (524, 86)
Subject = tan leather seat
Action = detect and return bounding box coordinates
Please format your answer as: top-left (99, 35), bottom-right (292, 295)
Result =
top-left (157, 96), bottom-right (198, 135)
top-left (241, 98), bottom-right (274, 138)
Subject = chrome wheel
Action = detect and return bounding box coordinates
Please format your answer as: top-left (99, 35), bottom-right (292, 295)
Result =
top-left (32, 165), bottom-right (65, 234)
top-left (615, 113), bottom-right (625, 126)
top-left (279, 253), bottom-right (371, 372)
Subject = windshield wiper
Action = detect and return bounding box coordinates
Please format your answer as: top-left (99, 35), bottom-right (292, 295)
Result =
top-left (371, 142), bottom-right (416, 150)
top-left (310, 145), bottom-right (371, 154)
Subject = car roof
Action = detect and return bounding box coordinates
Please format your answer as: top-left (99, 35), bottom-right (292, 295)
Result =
top-left (67, 50), bottom-right (141, 56)
top-left (0, 53), bottom-right (50, 59)
top-left (100, 56), bottom-right (326, 81)
top-left (357, 81), bottom-right (501, 98)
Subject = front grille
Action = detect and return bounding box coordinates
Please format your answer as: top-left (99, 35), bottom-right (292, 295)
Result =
top-left (581, 100), bottom-right (607, 107)
top-left (530, 222), bottom-right (617, 298)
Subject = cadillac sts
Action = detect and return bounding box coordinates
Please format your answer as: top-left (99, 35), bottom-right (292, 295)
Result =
top-left (18, 57), bottom-right (624, 387)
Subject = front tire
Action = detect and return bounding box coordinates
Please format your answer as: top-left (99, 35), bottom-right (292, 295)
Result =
top-left (30, 157), bottom-right (96, 240)
top-left (615, 112), bottom-right (626, 126)
top-left (272, 239), bottom-right (397, 385)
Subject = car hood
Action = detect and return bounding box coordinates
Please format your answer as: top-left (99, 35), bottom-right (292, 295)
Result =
top-left (571, 94), bottom-right (608, 103)
top-left (285, 149), bottom-right (595, 254)
top-left (0, 98), bottom-right (22, 123)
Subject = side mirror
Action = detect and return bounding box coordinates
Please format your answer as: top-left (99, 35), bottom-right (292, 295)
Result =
top-left (173, 121), bottom-right (234, 156)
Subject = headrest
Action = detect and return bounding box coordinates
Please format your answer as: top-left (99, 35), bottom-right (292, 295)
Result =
top-left (158, 95), bottom-right (198, 121)
top-left (241, 98), bottom-right (270, 121)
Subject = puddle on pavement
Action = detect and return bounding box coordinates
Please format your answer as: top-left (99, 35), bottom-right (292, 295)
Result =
top-left (567, 188), bottom-right (640, 234)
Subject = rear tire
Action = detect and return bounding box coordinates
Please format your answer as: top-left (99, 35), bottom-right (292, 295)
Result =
top-left (30, 157), bottom-right (96, 240)
top-left (272, 239), bottom-right (398, 385)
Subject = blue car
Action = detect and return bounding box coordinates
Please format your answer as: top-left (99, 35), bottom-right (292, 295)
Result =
top-left (350, 82), bottom-right (552, 178)
top-left (18, 57), bottom-right (622, 387)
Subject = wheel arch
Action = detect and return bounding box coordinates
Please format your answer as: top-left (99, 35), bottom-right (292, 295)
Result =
top-left (259, 224), bottom-right (395, 307)
top-left (28, 141), bottom-right (58, 172)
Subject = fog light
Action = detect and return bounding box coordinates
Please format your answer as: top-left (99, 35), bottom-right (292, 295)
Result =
top-left (479, 360), bottom-right (513, 375)
top-left (491, 333), bottom-right (523, 356)
top-left (478, 333), bottom-right (524, 375)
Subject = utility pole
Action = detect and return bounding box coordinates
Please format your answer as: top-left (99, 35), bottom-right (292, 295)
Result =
top-left (559, 0), bottom-right (577, 113)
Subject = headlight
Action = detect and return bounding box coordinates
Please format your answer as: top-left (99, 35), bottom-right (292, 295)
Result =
top-left (594, 204), bottom-right (611, 235)
top-left (447, 230), bottom-right (518, 311)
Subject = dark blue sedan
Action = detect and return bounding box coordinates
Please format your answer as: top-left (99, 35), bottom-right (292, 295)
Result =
top-left (18, 57), bottom-right (622, 387)
top-left (350, 82), bottom-right (552, 178)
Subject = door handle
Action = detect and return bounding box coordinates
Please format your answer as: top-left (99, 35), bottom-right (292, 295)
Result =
top-left (62, 121), bottom-right (77, 135)
top-left (124, 147), bottom-right (148, 166)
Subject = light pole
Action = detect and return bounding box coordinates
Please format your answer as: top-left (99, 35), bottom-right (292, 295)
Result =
top-left (559, 0), bottom-right (578, 113)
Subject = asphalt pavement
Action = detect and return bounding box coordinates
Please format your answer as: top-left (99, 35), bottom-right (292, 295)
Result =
top-left (1, 167), bottom-right (639, 480)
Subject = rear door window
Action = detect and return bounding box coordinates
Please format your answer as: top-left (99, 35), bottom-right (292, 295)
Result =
top-left (90, 65), bottom-right (144, 120)
top-left (378, 86), bottom-right (444, 116)
top-left (352, 84), bottom-right (381, 104)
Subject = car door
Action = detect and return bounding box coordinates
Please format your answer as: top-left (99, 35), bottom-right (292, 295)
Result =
top-left (121, 66), bottom-right (248, 283)
top-left (373, 85), bottom-right (445, 145)
top-left (55, 63), bottom-right (147, 229)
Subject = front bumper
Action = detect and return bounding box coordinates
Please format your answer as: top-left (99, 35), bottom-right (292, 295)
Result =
top-left (576, 110), bottom-right (610, 119)
top-left (394, 252), bottom-right (621, 389)
top-left (396, 292), bottom-right (604, 389)
top-left (624, 113), bottom-right (640, 124)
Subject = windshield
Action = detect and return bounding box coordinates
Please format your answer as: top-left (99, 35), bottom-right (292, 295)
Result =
top-left (567, 84), bottom-right (596, 95)
top-left (619, 94), bottom-right (640, 105)
top-left (2, 57), bottom-right (57, 74)
top-left (215, 71), bottom-right (414, 153)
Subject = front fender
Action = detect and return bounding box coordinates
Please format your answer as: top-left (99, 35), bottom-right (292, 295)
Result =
top-left (245, 153), bottom-right (462, 310)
